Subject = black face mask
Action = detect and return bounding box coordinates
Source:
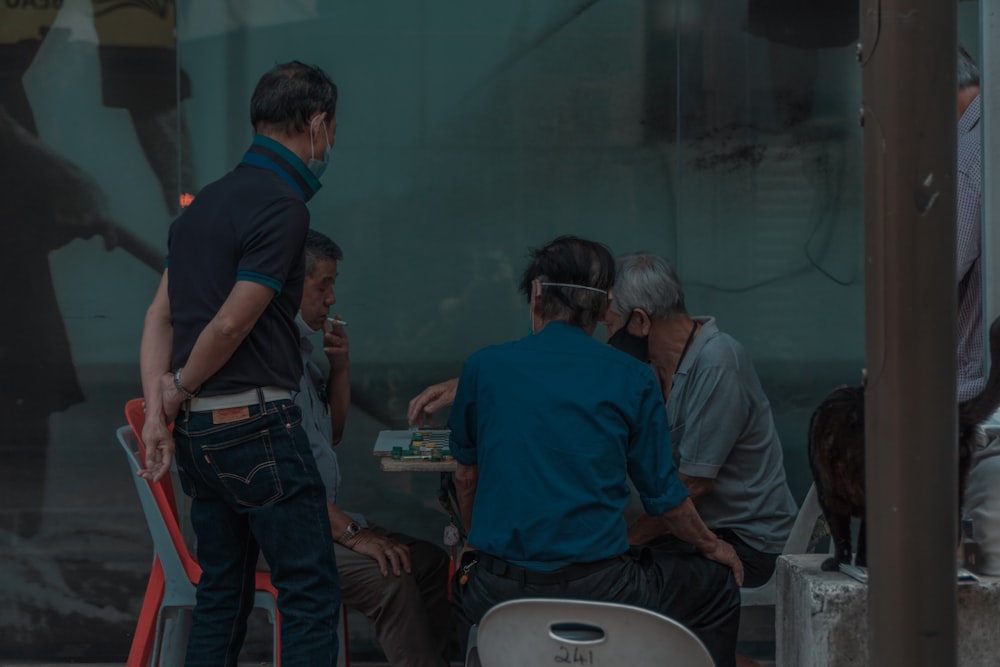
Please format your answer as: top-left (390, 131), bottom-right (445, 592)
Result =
top-left (608, 312), bottom-right (649, 363)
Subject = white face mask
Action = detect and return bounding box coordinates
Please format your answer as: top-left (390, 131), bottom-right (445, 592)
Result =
top-left (307, 118), bottom-right (332, 179)
top-left (528, 281), bottom-right (608, 334)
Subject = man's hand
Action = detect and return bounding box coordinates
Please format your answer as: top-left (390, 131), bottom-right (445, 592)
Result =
top-left (658, 497), bottom-right (745, 586)
top-left (158, 372), bottom-right (186, 424)
top-left (407, 377), bottom-right (459, 427)
top-left (701, 537), bottom-right (745, 587)
top-left (343, 530), bottom-right (412, 576)
top-left (139, 417), bottom-right (175, 483)
top-left (323, 318), bottom-right (350, 372)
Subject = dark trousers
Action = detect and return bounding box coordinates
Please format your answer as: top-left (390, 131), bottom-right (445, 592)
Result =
top-left (453, 547), bottom-right (740, 667)
top-left (337, 527), bottom-right (451, 667)
top-left (648, 529), bottom-right (780, 589)
top-left (174, 399), bottom-right (341, 667)
top-left (715, 529), bottom-right (779, 589)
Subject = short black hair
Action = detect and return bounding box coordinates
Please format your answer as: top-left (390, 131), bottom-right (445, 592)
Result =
top-left (250, 61), bottom-right (338, 134)
top-left (304, 229), bottom-right (343, 275)
top-left (518, 235), bottom-right (614, 329)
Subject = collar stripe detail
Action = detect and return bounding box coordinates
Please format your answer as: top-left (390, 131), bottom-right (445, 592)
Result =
top-left (241, 135), bottom-right (321, 201)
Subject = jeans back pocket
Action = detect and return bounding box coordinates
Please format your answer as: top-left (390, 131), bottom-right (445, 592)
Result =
top-left (200, 429), bottom-right (283, 507)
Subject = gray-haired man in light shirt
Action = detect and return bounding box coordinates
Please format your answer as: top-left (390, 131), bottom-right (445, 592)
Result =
top-left (603, 253), bottom-right (798, 591)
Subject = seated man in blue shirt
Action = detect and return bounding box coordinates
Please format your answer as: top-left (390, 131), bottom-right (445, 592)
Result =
top-left (449, 235), bottom-right (744, 667)
top-left (414, 254), bottom-right (798, 591)
top-left (297, 230), bottom-right (452, 667)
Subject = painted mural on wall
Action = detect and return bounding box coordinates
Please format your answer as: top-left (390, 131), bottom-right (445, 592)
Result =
top-left (1, 0), bottom-right (187, 537)
top-left (0, 0), bottom-right (190, 658)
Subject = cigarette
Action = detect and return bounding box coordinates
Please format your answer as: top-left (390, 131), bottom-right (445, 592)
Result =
top-left (327, 317), bottom-right (348, 327)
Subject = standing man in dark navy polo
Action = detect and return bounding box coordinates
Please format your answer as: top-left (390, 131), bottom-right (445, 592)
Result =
top-left (138, 61), bottom-right (342, 667)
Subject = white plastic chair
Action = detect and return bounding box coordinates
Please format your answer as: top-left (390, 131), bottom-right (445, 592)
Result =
top-left (470, 598), bottom-right (715, 667)
top-left (739, 482), bottom-right (824, 608)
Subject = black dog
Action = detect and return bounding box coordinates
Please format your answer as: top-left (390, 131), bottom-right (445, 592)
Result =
top-left (808, 317), bottom-right (1000, 572)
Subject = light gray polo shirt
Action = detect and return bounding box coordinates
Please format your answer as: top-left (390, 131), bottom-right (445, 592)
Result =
top-left (626, 317), bottom-right (796, 554)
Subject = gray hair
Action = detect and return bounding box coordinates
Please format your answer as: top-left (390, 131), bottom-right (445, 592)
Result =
top-left (959, 45), bottom-right (979, 90)
top-left (304, 229), bottom-right (343, 275)
top-left (611, 253), bottom-right (687, 319)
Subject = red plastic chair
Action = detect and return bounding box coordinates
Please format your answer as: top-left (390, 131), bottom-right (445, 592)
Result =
top-left (121, 398), bottom-right (349, 666)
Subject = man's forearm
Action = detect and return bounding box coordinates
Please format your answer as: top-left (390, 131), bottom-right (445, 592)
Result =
top-left (658, 497), bottom-right (719, 553)
top-left (177, 281), bottom-right (273, 391)
top-left (180, 319), bottom-right (253, 391)
top-left (140, 273), bottom-right (172, 421)
top-left (627, 513), bottom-right (671, 545)
top-left (679, 473), bottom-right (715, 502)
top-left (627, 475), bottom-right (716, 545)
top-left (328, 364), bottom-right (350, 445)
top-left (455, 463), bottom-right (479, 535)
top-left (326, 502), bottom-right (356, 541)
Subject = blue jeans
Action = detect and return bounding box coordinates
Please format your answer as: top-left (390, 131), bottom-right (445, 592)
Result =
top-left (173, 399), bottom-right (341, 667)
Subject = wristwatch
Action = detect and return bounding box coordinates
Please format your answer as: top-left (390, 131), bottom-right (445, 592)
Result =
top-left (173, 367), bottom-right (199, 399)
top-left (339, 521), bottom-right (361, 544)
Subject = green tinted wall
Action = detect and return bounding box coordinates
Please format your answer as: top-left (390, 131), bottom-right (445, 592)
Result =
top-left (174, 1), bottom-right (868, 477)
top-left (1, 0), bottom-right (982, 659)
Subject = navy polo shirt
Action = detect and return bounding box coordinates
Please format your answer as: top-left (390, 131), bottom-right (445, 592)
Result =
top-left (449, 321), bottom-right (689, 571)
top-left (166, 135), bottom-right (322, 396)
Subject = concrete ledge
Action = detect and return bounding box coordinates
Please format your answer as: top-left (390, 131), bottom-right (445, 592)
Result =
top-left (776, 554), bottom-right (1000, 666)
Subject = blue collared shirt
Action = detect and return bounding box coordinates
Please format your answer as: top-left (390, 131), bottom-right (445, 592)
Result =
top-left (294, 315), bottom-right (342, 504)
top-left (294, 315), bottom-right (366, 526)
top-left (449, 321), bottom-right (688, 570)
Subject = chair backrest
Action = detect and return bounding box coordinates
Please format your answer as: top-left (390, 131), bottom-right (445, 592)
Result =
top-left (739, 482), bottom-right (825, 608)
top-left (116, 424), bottom-right (202, 586)
top-left (780, 483), bottom-right (823, 556)
top-left (474, 598), bottom-right (715, 667)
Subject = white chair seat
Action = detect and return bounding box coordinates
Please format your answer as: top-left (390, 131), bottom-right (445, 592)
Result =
top-left (470, 598), bottom-right (714, 667)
